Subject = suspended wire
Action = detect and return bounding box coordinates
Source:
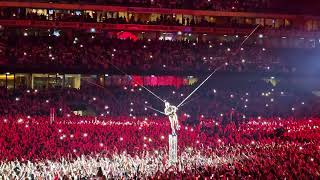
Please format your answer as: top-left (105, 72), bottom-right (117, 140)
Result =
top-left (80, 77), bottom-right (122, 107)
top-left (105, 59), bottom-right (166, 103)
top-left (145, 105), bottom-right (166, 115)
top-left (177, 24), bottom-right (261, 108)
top-left (81, 24), bottom-right (260, 111)
top-left (177, 65), bottom-right (224, 108)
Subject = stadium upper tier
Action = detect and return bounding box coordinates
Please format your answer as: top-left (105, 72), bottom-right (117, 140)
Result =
top-left (0, 33), bottom-right (300, 74)
top-left (0, 1), bottom-right (319, 36)
top-left (0, 28), bottom-right (319, 74)
top-left (0, 0), bottom-right (318, 15)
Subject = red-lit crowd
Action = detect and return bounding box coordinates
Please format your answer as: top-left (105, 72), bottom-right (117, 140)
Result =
top-left (0, 78), bottom-right (319, 178)
top-left (0, 115), bottom-right (319, 179)
top-left (3, 34), bottom-right (290, 73)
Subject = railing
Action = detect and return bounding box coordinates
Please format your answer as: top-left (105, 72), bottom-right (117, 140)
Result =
top-left (0, 19), bottom-right (319, 38)
top-left (0, 1), bottom-right (317, 20)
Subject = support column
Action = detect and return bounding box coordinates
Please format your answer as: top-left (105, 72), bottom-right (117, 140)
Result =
top-left (47, 74), bottom-right (49, 89)
top-left (31, 73), bottom-right (34, 89)
top-left (62, 74), bottom-right (65, 88)
top-left (50, 108), bottom-right (55, 124)
top-left (55, 74), bottom-right (58, 87)
top-left (13, 73), bottom-right (15, 90)
top-left (169, 134), bottom-right (178, 164)
top-left (5, 73), bottom-right (7, 90)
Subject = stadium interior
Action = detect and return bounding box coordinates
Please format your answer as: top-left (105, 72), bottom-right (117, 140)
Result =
top-left (0, 0), bottom-right (320, 179)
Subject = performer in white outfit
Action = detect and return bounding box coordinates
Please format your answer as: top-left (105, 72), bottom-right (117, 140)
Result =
top-left (164, 102), bottom-right (180, 135)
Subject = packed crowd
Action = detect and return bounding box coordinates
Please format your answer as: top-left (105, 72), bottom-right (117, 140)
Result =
top-left (0, 76), bottom-right (317, 120)
top-left (0, 11), bottom-right (318, 177)
top-left (0, 72), bottom-right (319, 178)
top-left (3, 33), bottom-right (290, 74)
top-left (0, 115), bottom-right (319, 178)
top-left (0, 8), bottom-right (270, 29)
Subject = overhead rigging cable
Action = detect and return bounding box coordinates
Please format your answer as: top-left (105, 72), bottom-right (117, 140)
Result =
top-left (178, 94), bottom-right (202, 108)
top-left (145, 105), bottom-right (166, 115)
top-left (82, 77), bottom-right (166, 115)
top-left (241, 24), bottom-right (260, 47)
top-left (177, 65), bottom-right (224, 108)
top-left (177, 24), bottom-right (261, 108)
top-left (105, 59), bottom-right (166, 103)
top-left (81, 77), bottom-right (122, 106)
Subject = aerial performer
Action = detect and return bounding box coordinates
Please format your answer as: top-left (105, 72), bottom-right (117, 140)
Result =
top-left (164, 102), bottom-right (180, 135)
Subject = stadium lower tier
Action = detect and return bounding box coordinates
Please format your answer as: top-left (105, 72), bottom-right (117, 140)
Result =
top-left (0, 116), bottom-right (319, 179)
